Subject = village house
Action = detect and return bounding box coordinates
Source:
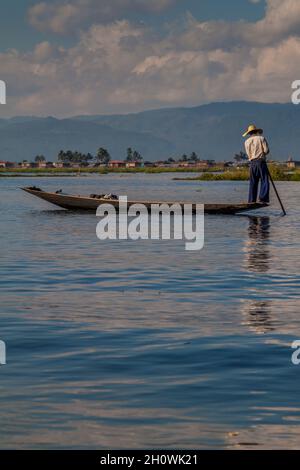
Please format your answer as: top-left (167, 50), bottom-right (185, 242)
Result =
top-left (0, 161), bottom-right (15, 168)
top-left (178, 161), bottom-right (193, 168)
top-left (93, 163), bottom-right (107, 168)
top-left (182, 160), bottom-right (216, 169)
top-left (196, 160), bottom-right (216, 168)
top-left (69, 163), bottom-right (82, 169)
top-left (174, 160), bottom-right (216, 169)
top-left (53, 162), bottom-right (69, 168)
top-left (287, 158), bottom-right (300, 169)
top-left (154, 161), bottom-right (169, 167)
top-left (125, 161), bottom-right (144, 169)
top-left (108, 160), bottom-right (126, 169)
top-left (20, 161), bottom-right (33, 168)
top-left (37, 161), bottom-right (54, 169)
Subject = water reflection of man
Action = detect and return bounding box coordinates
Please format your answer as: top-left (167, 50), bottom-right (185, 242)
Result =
top-left (242, 216), bottom-right (274, 333)
top-left (245, 300), bottom-right (274, 334)
top-left (245, 216), bottom-right (270, 273)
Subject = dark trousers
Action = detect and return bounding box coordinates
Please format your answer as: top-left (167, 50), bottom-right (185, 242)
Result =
top-left (248, 158), bottom-right (270, 203)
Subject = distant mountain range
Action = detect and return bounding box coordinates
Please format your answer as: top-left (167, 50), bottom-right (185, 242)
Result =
top-left (1, 101), bottom-right (300, 162)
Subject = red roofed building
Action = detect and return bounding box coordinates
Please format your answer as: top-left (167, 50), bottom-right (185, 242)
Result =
top-left (108, 160), bottom-right (126, 169)
top-left (0, 161), bottom-right (15, 168)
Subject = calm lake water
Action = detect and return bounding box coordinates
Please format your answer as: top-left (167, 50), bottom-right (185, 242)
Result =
top-left (0, 174), bottom-right (300, 449)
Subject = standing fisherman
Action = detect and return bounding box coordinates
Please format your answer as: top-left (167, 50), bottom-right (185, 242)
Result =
top-left (243, 124), bottom-right (270, 204)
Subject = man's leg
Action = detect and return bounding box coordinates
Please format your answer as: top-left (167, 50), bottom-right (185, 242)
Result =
top-left (259, 160), bottom-right (270, 203)
top-left (248, 161), bottom-right (259, 203)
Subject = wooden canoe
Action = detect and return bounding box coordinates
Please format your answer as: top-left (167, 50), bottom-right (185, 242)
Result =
top-left (22, 187), bottom-right (269, 215)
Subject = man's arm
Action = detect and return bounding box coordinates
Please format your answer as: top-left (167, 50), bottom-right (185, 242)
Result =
top-left (262, 137), bottom-right (270, 155)
top-left (245, 140), bottom-right (250, 160)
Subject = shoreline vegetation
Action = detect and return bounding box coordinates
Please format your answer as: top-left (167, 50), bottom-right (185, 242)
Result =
top-left (1, 165), bottom-right (300, 181)
top-left (0, 166), bottom-right (201, 177)
top-left (173, 165), bottom-right (300, 182)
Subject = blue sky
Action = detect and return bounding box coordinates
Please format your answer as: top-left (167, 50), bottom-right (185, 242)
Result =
top-left (1, 0), bottom-right (299, 117)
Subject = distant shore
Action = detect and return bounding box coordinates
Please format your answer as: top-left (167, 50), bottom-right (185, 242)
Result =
top-left (0, 166), bottom-right (214, 177)
top-left (1, 165), bottom-right (299, 181)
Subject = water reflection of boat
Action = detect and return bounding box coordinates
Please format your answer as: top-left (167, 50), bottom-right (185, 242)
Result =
top-left (22, 187), bottom-right (269, 215)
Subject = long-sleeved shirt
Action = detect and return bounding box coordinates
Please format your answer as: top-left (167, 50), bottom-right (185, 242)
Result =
top-left (245, 135), bottom-right (270, 161)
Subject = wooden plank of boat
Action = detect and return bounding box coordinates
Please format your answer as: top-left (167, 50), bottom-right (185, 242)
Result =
top-left (22, 187), bottom-right (269, 214)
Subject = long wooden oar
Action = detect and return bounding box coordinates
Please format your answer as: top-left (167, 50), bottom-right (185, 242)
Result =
top-left (266, 165), bottom-right (287, 216)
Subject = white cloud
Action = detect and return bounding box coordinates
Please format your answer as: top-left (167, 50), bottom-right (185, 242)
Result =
top-left (1, 0), bottom-right (300, 116)
top-left (28, 0), bottom-right (180, 34)
top-left (174, 0), bottom-right (300, 52)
